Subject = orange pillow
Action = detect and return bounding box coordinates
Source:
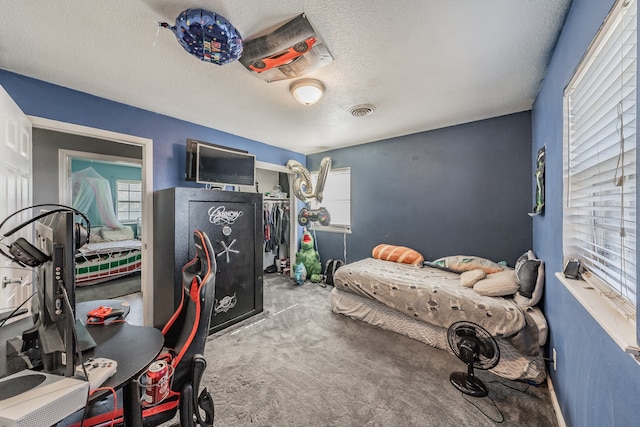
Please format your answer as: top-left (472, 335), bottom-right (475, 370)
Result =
top-left (372, 244), bottom-right (424, 265)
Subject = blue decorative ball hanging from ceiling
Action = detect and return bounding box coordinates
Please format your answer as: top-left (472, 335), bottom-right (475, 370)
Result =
top-left (161, 8), bottom-right (243, 65)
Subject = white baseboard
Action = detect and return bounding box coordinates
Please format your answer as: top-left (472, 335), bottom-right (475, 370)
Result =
top-left (547, 376), bottom-right (566, 427)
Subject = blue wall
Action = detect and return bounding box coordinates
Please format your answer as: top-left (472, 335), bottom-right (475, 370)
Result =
top-left (0, 70), bottom-right (305, 190)
top-left (308, 111), bottom-right (533, 268)
top-left (532, 0), bottom-right (640, 425)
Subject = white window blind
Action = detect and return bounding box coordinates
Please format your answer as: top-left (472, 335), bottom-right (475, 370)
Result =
top-left (563, 0), bottom-right (637, 310)
top-left (116, 180), bottom-right (142, 222)
top-left (310, 167), bottom-right (351, 232)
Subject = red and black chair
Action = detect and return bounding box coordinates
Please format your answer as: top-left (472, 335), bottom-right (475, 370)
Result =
top-left (61, 230), bottom-right (217, 427)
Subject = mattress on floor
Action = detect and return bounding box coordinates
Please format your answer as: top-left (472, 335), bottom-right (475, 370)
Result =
top-left (330, 258), bottom-right (548, 384)
top-left (333, 258), bottom-right (528, 337)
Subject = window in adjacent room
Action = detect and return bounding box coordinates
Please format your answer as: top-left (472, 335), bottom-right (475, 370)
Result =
top-left (563, 0), bottom-right (637, 354)
top-left (116, 179), bottom-right (142, 222)
top-left (310, 167), bottom-right (351, 233)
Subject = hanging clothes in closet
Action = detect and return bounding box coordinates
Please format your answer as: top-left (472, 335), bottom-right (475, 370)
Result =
top-left (280, 205), bottom-right (290, 249)
top-left (263, 201), bottom-right (289, 255)
top-left (264, 203), bottom-right (273, 253)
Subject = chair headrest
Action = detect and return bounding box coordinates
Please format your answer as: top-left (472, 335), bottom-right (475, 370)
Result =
top-left (192, 230), bottom-right (215, 277)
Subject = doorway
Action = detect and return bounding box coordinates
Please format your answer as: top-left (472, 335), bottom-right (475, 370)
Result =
top-left (29, 116), bottom-right (154, 326)
top-left (59, 150), bottom-right (143, 303)
top-left (254, 161), bottom-right (298, 275)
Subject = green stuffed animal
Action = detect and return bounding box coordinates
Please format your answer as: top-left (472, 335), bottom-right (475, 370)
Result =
top-left (295, 230), bottom-right (322, 283)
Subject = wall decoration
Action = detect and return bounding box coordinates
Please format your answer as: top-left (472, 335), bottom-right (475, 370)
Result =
top-left (160, 8), bottom-right (243, 65)
top-left (240, 14), bottom-right (333, 82)
top-left (529, 145), bottom-right (545, 217)
top-left (297, 207), bottom-right (330, 227)
top-left (287, 159), bottom-right (314, 202)
top-left (286, 157), bottom-right (331, 203)
top-left (313, 157), bottom-right (332, 203)
top-left (287, 157), bottom-right (333, 226)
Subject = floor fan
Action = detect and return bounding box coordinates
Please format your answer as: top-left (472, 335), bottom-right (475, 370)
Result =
top-left (447, 321), bottom-right (500, 397)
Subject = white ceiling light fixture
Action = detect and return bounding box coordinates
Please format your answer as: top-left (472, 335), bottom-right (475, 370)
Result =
top-left (290, 78), bottom-right (326, 105)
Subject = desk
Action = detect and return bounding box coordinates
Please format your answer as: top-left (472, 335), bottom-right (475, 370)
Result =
top-left (77, 301), bottom-right (164, 427)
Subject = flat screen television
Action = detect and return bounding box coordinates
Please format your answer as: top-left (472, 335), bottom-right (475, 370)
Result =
top-left (185, 139), bottom-right (256, 187)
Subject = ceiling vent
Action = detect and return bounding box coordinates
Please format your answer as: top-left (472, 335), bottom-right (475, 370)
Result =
top-left (348, 104), bottom-right (376, 117)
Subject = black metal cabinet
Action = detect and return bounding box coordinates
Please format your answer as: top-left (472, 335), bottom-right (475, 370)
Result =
top-left (153, 187), bottom-right (263, 334)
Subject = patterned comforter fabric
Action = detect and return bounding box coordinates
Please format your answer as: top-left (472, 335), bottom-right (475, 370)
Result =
top-left (333, 258), bottom-right (542, 359)
top-left (334, 258), bottom-right (525, 336)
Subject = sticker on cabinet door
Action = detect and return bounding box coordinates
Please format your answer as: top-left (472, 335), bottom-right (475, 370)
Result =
top-left (208, 206), bottom-right (244, 225)
top-left (214, 293), bottom-right (237, 314)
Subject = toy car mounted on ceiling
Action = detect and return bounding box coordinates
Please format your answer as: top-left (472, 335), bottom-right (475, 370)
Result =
top-left (249, 37), bottom-right (316, 73)
top-left (240, 14), bottom-right (333, 82)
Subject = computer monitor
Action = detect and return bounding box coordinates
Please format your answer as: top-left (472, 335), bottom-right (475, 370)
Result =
top-left (31, 211), bottom-right (81, 377)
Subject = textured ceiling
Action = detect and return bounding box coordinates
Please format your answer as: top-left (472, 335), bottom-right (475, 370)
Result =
top-left (0, 1), bottom-right (571, 154)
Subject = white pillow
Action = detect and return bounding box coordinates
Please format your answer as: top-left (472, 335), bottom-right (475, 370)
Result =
top-left (89, 227), bottom-right (104, 243)
top-left (101, 226), bottom-right (134, 241)
top-left (473, 269), bottom-right (519, 297)
top-left (460, 269), bottom-right (486, 288)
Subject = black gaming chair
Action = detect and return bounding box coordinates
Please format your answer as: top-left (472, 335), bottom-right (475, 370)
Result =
top-left (61, 230), bottom-right (217, 427)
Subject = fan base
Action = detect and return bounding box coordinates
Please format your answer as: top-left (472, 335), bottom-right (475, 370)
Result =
top-left (450, 372), bottom-right (489, 397)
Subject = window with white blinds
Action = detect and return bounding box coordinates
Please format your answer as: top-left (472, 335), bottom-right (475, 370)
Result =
top-left (310, 167), bottom-right (351, 232)
top-left (563, 0), bottom-right (637, 311)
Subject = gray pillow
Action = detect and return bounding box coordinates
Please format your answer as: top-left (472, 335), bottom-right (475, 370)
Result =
top-left (515, 253), bottom-right (541, 298)
top-left (514, 250), bottom-right (544, 307)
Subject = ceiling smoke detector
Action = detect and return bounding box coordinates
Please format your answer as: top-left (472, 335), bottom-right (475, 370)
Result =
top-left (348, 104), bottom-right (376, 117)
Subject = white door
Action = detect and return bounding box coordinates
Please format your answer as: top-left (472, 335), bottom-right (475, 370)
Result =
top-left (0, 85), bottom-right (33, 324)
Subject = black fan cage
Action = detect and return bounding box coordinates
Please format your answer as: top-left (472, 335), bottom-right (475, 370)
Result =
top-left (447, 321), bottom-right (500, 370)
